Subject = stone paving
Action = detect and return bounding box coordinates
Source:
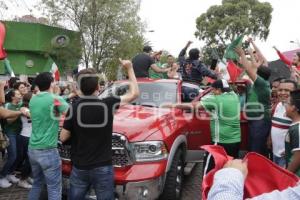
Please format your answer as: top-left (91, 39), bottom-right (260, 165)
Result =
top-left (0, 157), bottom-right (203, 200)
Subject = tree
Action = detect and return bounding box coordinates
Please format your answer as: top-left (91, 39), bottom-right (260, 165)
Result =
top-left (39, 0), bottom-right (145, 79)
top-left (195, 0), bottom-right (273, 59)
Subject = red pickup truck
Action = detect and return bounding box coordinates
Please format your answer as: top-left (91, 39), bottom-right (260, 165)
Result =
top-left (58, 78), bottom-right (249, 200)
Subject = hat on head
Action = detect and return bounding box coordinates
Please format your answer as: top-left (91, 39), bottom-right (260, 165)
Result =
top-left (211, 79), bottom-right (231, 92)
top-left (143, 46), bottom-right (153, 53)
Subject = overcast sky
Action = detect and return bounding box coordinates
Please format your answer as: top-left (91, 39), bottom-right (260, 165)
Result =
top-left (4, 0), bottom-right (300, 61)
top-left (139, 0), bottom-right (300, 61)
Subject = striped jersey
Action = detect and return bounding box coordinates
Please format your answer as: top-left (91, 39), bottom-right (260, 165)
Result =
top-left (271, 102), bottom-right (292, 157)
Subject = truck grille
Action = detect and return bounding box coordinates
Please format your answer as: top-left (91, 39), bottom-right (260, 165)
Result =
top-left (58, 133), bottom-right (132, 167)
top-left (112, 133), bottom-right (132, 167)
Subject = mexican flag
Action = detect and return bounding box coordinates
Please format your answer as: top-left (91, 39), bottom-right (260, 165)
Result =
top-left (50, 62), bottom-right (60, 81)
top-left (224, 35), bottom-right (244, 61)
top-left (224, 36), bottom-right (244, 82)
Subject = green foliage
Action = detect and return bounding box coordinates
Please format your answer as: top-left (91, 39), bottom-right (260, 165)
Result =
top-left (40, 0), bottom-right (145, 80)
top-left (195, 0), bottom-right (272, 59)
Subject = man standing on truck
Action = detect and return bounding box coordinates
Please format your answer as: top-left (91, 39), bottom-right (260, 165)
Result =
top-left (60, 59), bottom-right (139, 199)
top-left (178, 41), bottom-right (218, 101)
top-left (132, 46), bottom-right (170, 78)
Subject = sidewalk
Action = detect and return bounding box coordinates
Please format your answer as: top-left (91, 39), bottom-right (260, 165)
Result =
top-left (0, 156), bottom-right (28, 200)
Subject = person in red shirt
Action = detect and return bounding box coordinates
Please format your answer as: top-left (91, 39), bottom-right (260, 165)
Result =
top-left (273, 46), bottom-right (300, 70)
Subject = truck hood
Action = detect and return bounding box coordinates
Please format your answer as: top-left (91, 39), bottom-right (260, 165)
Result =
top-left (113, 105), bottom-right (175, 142)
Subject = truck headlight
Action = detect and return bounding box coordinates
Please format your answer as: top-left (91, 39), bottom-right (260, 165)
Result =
top-left (130, 141), bottom-right (168, 162)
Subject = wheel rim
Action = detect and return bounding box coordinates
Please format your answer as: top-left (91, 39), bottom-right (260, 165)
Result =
top-left (175, 160), bottom-right (183, 198)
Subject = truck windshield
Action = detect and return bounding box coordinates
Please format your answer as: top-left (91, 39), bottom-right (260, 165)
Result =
top-left (99, 82), bottom-right (178, 107)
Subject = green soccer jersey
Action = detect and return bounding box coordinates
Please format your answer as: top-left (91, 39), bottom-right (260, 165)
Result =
top-left (201, 91), bottom-right (241, 144)
top-left (285, 122), bottom-right (300, 177)
top-left (149, 62), bottom-right (168, 79)
top-left (29, 92), bottom-right (68, 149)
top-left (3, 102), bottom-right (22, 134)
top-left (245, 76), bottom-right (271, 120)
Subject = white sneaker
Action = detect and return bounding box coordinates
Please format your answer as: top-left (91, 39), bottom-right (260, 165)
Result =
top-left (18, 180), bottom-right (32, 189)
top-left (26, 177), bottom-right (33, 185)
top-left (0, 178), bottom-right (12, 188)
top-left (6, 174), bottom-right (20, 183)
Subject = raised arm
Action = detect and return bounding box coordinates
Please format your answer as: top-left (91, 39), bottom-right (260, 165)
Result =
top-left (178, 41), bottom-right (193, 67)
top-left (273, 46), bottom-right (292, 66)
top-left (235, 47), bottom-right (261, 82)
top-left (248, 38), bottom-right (268, 66)
top-left (119, 59), bottom-right (139, 106)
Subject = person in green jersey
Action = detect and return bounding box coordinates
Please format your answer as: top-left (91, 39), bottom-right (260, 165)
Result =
top-left (0, 89), bottom-right (23, 186)
top-left (149, 51), bottom-right (168, 79)
top-left (164, 79), bottom-right (241, 157)
top-left (285, 89), bottom-right (300, 176)
top-left (28, 72), bottom-right (68, 200)
top-left (236, 47), bottom-right (271, 157)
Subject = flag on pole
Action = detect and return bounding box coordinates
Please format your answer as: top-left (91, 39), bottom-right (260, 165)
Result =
top-left (50, 62), bottom-right (60, 81)
top-left (222, 35), bottom-right (245, 82)
top-left (0, 22), bottom-right (7, 60)
top-left (4, 58), bottom-right (15, 77)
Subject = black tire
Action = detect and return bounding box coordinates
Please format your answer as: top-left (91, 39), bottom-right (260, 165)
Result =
top-left (160, 149), bottom-right (184, 200)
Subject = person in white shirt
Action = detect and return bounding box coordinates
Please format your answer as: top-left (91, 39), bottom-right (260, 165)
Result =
top-left (17, 92), bottom-right (33, 189)
top-left (208, 159), bottom-right (300, 200)
top-left (270, 79), bottom-right (297, 167)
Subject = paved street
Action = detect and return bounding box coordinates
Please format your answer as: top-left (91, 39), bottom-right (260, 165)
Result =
top-left (0, 158), bottom-right (203, 200)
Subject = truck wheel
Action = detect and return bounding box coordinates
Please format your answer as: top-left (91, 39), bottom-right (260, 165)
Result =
top-left (160, 149), bottom-right (184, 200)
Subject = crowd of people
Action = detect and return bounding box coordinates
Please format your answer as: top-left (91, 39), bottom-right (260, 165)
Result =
top-left (0, 35), bottom-right (299, 200)
top-left (132, 38), bottom-right (300, 199)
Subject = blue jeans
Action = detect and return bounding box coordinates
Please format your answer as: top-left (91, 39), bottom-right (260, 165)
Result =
top-left (69, 165), bottom-right (114, 200)
top-left (0, 133), bottom-right (19, 177)
top-left (273, 155), bottom-right (286, 168)
top-left (17, 136), bottom-right (31, 179)
top-left (248, 119), bottom-right (271, 156)
top-left (28, 148), bottom-right (61, 200)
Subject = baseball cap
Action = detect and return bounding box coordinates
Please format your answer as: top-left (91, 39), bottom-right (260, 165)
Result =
top-left (211, 79), bottom-right (231, 92)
